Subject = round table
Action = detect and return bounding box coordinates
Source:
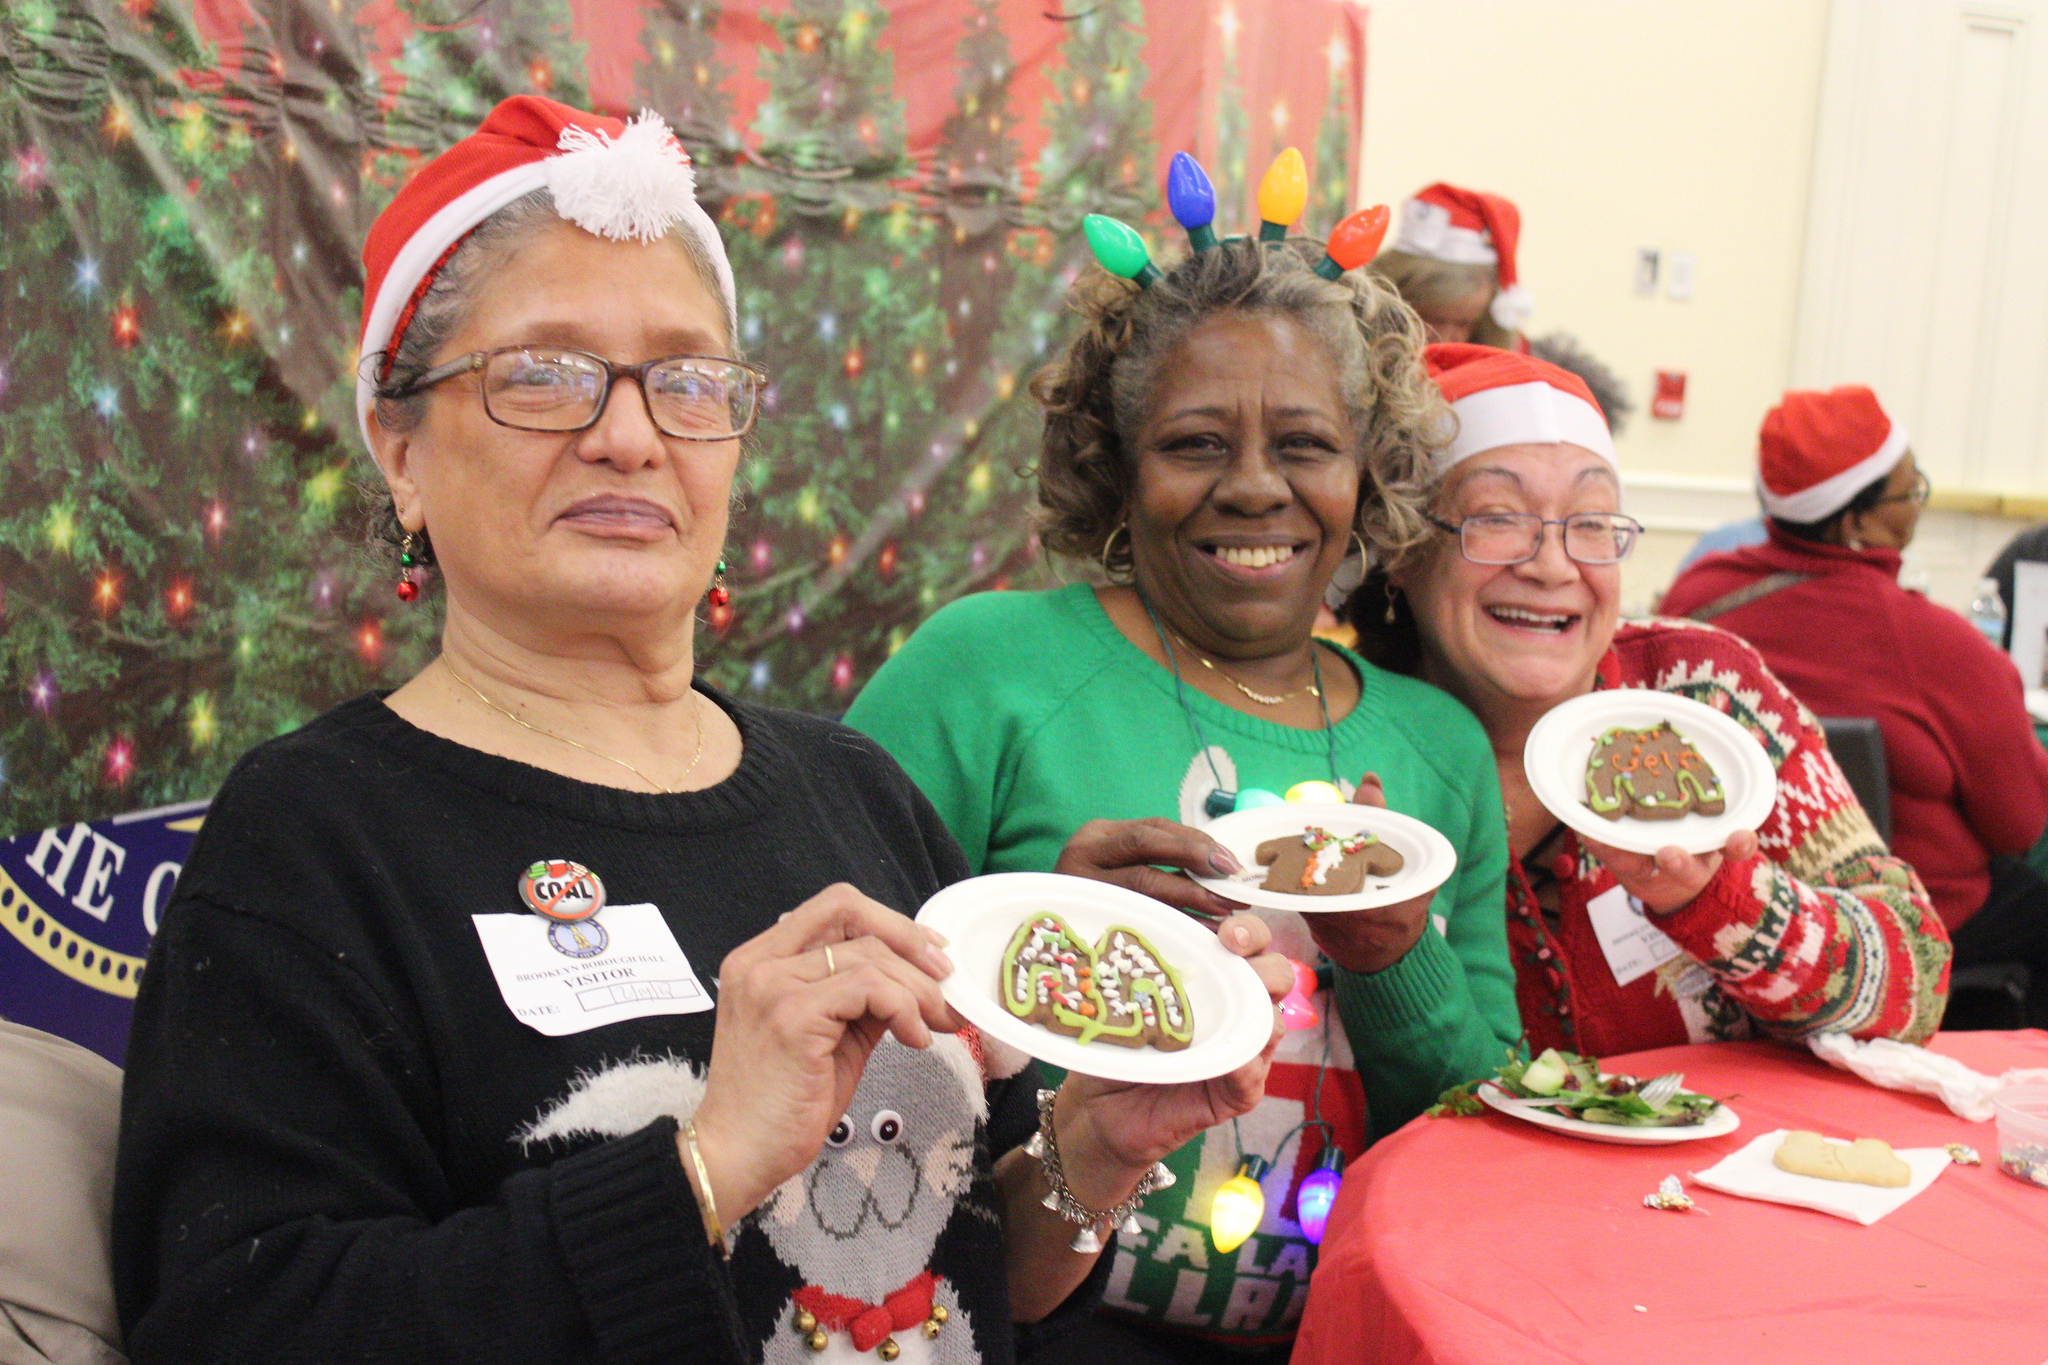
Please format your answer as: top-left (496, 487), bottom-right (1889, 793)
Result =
top-left (1291, 1031), bottom-right (2048, 1365)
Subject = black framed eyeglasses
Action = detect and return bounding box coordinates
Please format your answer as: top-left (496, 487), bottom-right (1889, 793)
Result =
top-left (1428, 511), bottom-right (1644, 566)
top-left (1871, 469), bottom-right (1931, 507)
top-left (378, 346), bottom-right (767, 440)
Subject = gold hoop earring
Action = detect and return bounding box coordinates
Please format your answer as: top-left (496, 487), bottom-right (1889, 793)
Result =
top-left (1351, 530), bottom-right (1370, 564)
top-left (1100, 523), bottom-right (1131, 583)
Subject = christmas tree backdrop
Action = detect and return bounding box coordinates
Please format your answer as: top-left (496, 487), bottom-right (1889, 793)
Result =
top-left (1, 0), bottom-right (1363, 1055)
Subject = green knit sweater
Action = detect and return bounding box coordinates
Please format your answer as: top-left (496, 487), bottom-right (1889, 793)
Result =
top-left (846, 584), bottom-right (1517, 1343)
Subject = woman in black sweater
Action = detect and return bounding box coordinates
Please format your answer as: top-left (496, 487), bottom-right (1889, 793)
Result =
top-left (112, 97), bottom-right (1287, 1365)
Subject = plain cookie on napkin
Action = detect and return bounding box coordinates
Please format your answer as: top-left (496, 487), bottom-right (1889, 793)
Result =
top-left (1691, 1128), bottom-right (1950, 1224)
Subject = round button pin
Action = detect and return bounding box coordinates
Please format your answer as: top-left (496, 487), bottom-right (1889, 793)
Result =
top-left (519, 859), bottom-right (606, 923)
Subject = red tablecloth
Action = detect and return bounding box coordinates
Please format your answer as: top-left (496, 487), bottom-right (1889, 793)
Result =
top-left (1292, 1032), bottom-right (2048, 1365)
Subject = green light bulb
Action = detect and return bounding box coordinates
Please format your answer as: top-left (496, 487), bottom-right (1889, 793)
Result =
top-left (1083, 214), bottom-right (1163, 286)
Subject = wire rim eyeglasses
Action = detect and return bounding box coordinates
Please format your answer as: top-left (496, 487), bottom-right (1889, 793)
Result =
top-left (374, 346), bottom-right (768, 441)
top-left (1427, 511), bottom-right (1645, 566)
top-left (1869, 469), bottom-right (1931, 508)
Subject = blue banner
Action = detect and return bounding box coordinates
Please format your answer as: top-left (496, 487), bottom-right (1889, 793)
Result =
top-left (0, 800), bottom-right (205, 1065)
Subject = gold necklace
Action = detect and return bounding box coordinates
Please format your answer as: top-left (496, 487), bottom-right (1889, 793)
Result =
top-left (441, 660), bottom-right (704, 794)
top-left (1163, 628), bottom-right (1321, 706)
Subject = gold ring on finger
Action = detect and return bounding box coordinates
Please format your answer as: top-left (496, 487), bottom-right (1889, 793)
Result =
top-left (824, 943), bottom-right (838, 977)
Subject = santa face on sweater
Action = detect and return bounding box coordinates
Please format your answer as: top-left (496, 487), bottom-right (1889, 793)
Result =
top-left (756, 1035), bottom-right (986, 1364)
top-left (1401, 444), bottom-right (1622, 710)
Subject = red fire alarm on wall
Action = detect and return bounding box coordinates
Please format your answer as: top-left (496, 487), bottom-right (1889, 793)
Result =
top-left (1652, 370), bottom-right (1686, 419)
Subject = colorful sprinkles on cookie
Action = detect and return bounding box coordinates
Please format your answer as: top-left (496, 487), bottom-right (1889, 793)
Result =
top-left (998, 915), bottom-right (1196, 1050)
top-left (1584, 721), bottom-right (1726, 822)
top-left (1255, 825), bottom-right (1405, 895)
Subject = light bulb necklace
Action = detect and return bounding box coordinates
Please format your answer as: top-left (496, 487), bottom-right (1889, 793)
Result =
top-left (441, 658), bottom-right (704, 795)
top-left (1139, 595), bottom-right (1339, 818)
top-left (1211, 1010), bottom-right (1347, 1251)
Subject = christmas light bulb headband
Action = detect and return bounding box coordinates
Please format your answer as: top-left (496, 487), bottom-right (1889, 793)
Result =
top-left (1085, 149), bottom-right (1390, 290)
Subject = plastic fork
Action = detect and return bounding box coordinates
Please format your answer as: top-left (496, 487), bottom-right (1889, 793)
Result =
top-left (1638, 1073), bottom-right (1684, 1107)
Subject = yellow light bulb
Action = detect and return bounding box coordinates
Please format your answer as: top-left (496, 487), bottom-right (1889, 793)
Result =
top-left (1256, 147), bottom-right (1308, 239)
top-left (1209, 1157), bottom-right (1270, 1253)
top-left (1285, 780), bottom-right (1344, 804)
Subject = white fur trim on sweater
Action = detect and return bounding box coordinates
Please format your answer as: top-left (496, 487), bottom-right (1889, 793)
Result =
top-left (1758, 421), bottom-right (1908, 522)
top-left (515, 1054), bottom-right (707, 1148)
top-left (1440, 380), bottom-right (1616, 470)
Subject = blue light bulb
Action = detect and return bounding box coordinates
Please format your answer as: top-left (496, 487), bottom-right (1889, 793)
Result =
top-left (1168, 152), bottom-right (1218, 251)
top-left (1295, 1147), bottom-right (1347, 1245)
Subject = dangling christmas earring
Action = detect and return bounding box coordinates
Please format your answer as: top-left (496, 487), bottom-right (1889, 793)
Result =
top-left (1383, 582), bottom-right (1401, 625)
top-left (708, 559), bottom-right (730, 609)
top-left (396, 532), bottom-right (424, 602)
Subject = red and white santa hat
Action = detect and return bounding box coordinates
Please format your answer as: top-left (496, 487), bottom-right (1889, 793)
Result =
top-left (1424, 343), bottom-right (1614, 470)
top-left (355, 95), bottom-right (735, 449)
top-left (1756, 386), bottom-right (1907, 522)
top-left (1389, 183), bottom-right (1532, 332)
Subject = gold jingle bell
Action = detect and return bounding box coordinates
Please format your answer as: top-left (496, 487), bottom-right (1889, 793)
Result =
top-left (794, 1309), bottom-right (818, 1334)
top-left (930, 1305), bottom-right (949, 1325)
top-left (804, 1328), bottom-right (829, 1353)
top-left (878, 1339), bottom-right (901, 1362)
top-left (922, 1317), bottom-right (943, 1340)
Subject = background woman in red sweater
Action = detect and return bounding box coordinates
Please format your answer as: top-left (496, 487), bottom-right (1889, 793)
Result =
top-left (1662, 386), bottom-right (2048, 1024)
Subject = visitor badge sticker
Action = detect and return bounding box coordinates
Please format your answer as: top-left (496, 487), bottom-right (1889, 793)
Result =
top-left (1523, 690), bottom-right (1778, 856)
top-left (518, 859), bottom-right (605, 922)
top-left (473, 903), bottom-right (712, 1036)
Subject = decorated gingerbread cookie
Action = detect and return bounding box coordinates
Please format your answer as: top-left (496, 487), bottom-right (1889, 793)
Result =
top-left (1584, 721), bottom-right (1726, 821)
top-left (998, 913), bottom-right (1099, 1038)
top-left (1089, 927), bottom-right (1196, 1051)
top-left (998, 916), bottom-right (1197, 1050)
top-left (1255, 825), bottom-right (1405, 896)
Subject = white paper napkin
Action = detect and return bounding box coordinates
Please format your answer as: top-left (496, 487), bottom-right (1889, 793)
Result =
top-left (1806, 1033), bottom-right (2048, 1122)
top-left (1689, 1128), bottom-right (1950, 1224)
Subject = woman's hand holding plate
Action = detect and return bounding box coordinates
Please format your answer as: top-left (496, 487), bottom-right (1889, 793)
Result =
top-left (1054, 816), bottom-right (1251, 918)
top-left (1579, 827), bottom-right (1761, 914)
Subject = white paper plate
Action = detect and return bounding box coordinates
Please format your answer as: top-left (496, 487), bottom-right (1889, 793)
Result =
top-left (915, 872), bottom-right (1274, 1084)
top-left (1477, 1081), bottom-right (1741, 1145)
top-left (1187, 803), bottom-right (1458, 913)
top-left (1523, 689), bottom-right (1778, 855)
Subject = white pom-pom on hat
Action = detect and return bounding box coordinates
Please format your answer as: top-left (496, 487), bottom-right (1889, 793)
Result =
top-left (546, 111), bottom-right (700, 244)
top-left (1489, 281), bottom-right (1534, 332)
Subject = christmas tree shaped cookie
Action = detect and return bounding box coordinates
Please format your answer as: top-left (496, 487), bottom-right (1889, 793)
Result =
top-left (1255, 825), bottom-right (1405, 895)
top-left (998, 915), bottom-right (1197, 1050)
top-left (999, 913), bottom-right (1100, 1038)
top-left (1585, 721), bottom-right (1726, 821)
top-left (1089, 927), bottom-right (1197, 1051)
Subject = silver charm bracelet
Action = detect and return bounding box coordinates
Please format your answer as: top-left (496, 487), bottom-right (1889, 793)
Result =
top-left (1026, 1088), bottom-right (1177, 1253)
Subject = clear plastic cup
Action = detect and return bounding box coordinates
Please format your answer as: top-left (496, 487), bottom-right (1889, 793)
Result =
top-left (1992, 1081), bottom-right (2048, 1188)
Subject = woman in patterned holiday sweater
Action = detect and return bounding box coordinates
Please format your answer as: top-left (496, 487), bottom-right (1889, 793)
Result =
top-left (1348, 344), bottom-right (1950, 1055)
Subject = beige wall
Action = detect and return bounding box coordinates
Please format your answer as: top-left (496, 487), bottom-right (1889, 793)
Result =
top-left (1360, 0), bottom-right (1830, 483)
top-left (1358, 0), bottom-right (1833, 609)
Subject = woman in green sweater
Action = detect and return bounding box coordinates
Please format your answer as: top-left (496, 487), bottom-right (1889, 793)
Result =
top-left (847, 234), bottom-right (1517, 1362)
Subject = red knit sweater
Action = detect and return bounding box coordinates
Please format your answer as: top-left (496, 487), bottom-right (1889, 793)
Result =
top-left (1661, 526), bottom-right (2048, 930)
top-left (1509, 620), bottom-right (1951, 1057)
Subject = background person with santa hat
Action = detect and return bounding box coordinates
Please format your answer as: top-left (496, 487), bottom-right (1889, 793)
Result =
top-left (1348, 348), bottom-right (1950, 1056)
top-left (1663, 386), bottom-right (2048, 1024)
top-left (1371, 183), bottom-right (1630, 433)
